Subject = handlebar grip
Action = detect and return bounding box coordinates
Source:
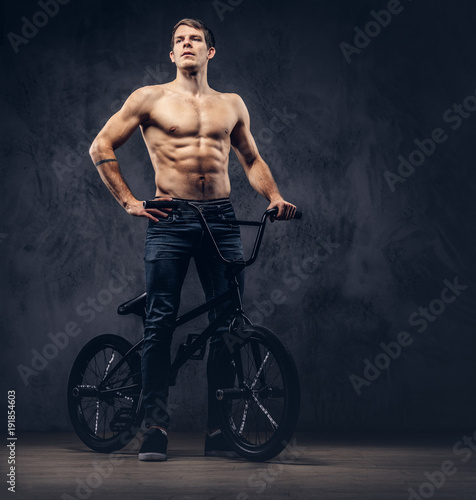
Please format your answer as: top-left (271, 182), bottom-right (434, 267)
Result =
top-left (266, 207), bottom-right (303, 219)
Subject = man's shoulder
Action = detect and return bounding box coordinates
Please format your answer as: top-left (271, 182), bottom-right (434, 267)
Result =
top-left (130, 84), bottom-right (169, 102)
top-left (213, 91), bottom-right (243, 102)
top-left (120, 84), bottom-right (171, 117)
top-left (212, 91), bottom-right (246, 112)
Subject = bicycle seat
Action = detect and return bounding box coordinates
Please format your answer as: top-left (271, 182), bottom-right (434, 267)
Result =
top-left (117, 292), bottom-right (147, 317)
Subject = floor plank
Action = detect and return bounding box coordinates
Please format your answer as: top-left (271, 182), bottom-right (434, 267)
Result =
top-left (6, 432), bottom-right (476, 499)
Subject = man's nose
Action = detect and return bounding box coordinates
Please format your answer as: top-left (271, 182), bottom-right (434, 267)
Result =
top-left (184, 39), bottom-right (192, 47)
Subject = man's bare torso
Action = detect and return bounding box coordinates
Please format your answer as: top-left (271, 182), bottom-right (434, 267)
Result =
top-left (140, 83), bottom-right (240, 201)
top-left (90, 21), bottom-right (293, 223)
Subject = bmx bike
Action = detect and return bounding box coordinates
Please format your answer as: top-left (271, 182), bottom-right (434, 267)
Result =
top-left (68, 200), bottom-right (301, 462)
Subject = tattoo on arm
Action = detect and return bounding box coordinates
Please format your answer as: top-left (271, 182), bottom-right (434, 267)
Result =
top-left (95, 159), bottom-right (118, 167)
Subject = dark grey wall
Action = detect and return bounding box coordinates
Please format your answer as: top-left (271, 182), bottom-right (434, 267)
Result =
top-left (2, 0), bottom-right (476, 432)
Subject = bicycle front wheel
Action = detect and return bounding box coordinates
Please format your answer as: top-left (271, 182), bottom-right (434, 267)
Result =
top-left (67, 334), bottom-right (143, 453)
top-left (213, 325), bottom-right (300, 461)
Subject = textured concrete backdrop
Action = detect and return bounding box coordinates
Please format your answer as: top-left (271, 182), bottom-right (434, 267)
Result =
top-left (1, 0), bottom-right (476, 432)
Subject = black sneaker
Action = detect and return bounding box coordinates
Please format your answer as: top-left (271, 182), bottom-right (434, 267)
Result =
top-left (204, 429), bottom-right (238, 458)
top-left (139, 427), bottom-right (168, 461)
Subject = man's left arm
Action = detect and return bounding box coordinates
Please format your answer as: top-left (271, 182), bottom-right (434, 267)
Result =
top-left (230, 95), bottom-right (296, 221)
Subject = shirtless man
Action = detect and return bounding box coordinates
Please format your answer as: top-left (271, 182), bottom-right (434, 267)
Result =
top-left (89, 18), bottom-right (296, 461)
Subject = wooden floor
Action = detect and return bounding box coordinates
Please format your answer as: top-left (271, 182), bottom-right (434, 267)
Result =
top-left (9, 431), bottom-right (476, 499)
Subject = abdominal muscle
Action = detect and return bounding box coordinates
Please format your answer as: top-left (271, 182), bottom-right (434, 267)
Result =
top-left (144, 133), bottom-right (232, 201)
top-left (154, 165), bottom-right (231, 200)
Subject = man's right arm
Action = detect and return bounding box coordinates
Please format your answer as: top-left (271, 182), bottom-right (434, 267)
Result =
top-left (89, 87), bottom-right (168, 222)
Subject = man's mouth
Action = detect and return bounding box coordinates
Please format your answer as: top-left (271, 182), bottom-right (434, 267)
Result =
top-left (182, 52), bottom-right (195, 56)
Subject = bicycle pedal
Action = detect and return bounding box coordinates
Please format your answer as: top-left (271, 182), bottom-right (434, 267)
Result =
top-left (109, 408), bottom-right (134, 432)
top-left (187, 334), bottom-right (207, 360)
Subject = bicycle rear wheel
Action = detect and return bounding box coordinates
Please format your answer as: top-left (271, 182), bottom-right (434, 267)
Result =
top-left (67, 334), bottom-right (143, 453)
top-left (213, 325), bottom-right (300, 461)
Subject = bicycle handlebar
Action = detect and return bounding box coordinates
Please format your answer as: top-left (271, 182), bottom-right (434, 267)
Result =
top-left (143, 200), bottom-right (302, 268)
top-left (265, 207), bottom-right (302, 220)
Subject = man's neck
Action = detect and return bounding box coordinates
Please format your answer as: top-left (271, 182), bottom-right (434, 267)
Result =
top-left (172, 67), bottom-right (211, 96)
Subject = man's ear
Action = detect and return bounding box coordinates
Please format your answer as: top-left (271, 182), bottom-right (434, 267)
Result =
top-left (207, 47), bottom-right (216, 60)
top-left (170, 50), bottom-right (175, 64)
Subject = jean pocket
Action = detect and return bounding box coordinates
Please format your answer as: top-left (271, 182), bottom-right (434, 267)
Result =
top-left (220, 211), bottom-right (239, 226)
top-left (151, 212), bottom-right (175, 225)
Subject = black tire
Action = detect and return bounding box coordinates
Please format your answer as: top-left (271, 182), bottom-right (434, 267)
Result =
top-left (67, 334), bottom-right (143, 453)
top-left (213, 325), bottom-right (300, 461)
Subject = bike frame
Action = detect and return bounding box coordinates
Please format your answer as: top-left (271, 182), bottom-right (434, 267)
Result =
top-left (95, 202), bottom-right (286, 397)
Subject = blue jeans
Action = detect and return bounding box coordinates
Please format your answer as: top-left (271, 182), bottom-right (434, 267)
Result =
top-left (142, 198), bottom-right (244, 430)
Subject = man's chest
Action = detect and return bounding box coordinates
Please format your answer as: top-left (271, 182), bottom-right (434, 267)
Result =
top-left (146, 95), bottom-right (237, 138)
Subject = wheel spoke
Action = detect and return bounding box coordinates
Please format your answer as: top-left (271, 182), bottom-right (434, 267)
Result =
top-left (68, 336), bottom-right (142, 452)
top-left (251, 351), bottom-right (270, 390)
top-left (238, 400), bottom-right (249, 435)
top-left (102, 351), bottom-right (116, 382)
top-left (251, 393), bottom-right (278, 429)
top-left (250, 340), bottom-right (267, 388)
top-left (94, 400), bottom-right (100, 435)
top-left (214, 326), bottom-right (299, 461)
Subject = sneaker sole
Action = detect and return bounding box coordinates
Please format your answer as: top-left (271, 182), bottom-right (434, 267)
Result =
top-left (138, 452), bottom-right (167, 461)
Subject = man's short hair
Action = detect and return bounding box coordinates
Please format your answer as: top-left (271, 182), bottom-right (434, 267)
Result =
top-left (170, 18), bottom-right (215, 50)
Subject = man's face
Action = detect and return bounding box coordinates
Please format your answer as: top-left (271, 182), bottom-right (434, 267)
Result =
top-left (170, 25), bottom-right (215, 70)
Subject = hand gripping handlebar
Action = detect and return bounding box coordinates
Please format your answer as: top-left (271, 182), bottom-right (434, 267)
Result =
top-left (143, 199), bottom-right (301, 267)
